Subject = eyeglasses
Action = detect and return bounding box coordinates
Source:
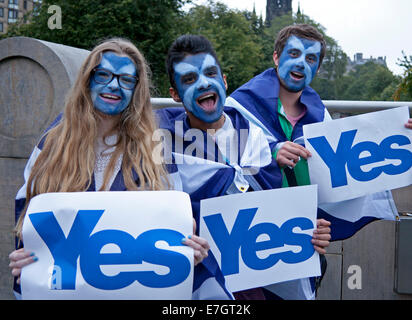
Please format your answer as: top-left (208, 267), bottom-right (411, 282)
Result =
top-left (92, 68), bottom-right (138, 90)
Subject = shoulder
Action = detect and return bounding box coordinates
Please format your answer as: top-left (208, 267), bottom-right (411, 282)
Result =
top-left (154, 107), bottom-right (186, 130)
top-left (231, 68), bottom-right (278, 98)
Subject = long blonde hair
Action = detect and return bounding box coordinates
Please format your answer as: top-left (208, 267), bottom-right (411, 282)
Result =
top-left (15, 38), bottom-right (169, 237)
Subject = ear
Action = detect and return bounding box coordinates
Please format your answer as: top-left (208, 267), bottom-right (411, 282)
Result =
top-left (223, 74), bottom-right (228, 90)
top-left (169, 87), bottom-right (182, 102)
top-left (273, 51), bottom-right (280, 68)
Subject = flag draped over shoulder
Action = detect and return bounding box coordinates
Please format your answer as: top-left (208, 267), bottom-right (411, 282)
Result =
top-left (155, 106), bottom-right (282, 299)
top-left (227, 68), bottom-right (398, 242)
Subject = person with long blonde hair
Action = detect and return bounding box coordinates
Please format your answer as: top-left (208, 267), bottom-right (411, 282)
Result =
top-left (9, 38), bottom-right (210, 298)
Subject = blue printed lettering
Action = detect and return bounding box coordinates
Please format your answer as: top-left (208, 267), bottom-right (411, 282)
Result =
top-left (29, 210), bottom-right (191, 290)
top-left (203, 208), bottom-right (315, 276)
top-left (29, 210), bottom-right (104, 289)
top-left (307, 130), bottom-right (412, 188)
top-left (202, 208), bottom-right (256, 275)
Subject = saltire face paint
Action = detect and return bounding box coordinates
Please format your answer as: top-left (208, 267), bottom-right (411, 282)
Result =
top-left (173, 53), bottom-right (226, 123)
top-left (90, 52), bottom-right (137, 115)
top-left (277, 35), bottom-right (321, 92)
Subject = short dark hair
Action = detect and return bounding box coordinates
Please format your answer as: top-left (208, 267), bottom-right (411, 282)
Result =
top-left (166, 34), bottom-right (222, 90)
top-left (274, 24), bottom-right (326, 67)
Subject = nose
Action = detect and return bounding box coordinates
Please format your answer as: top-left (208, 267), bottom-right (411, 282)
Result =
top-left (107, 76), bottom-right (120, 91)
top-left (295, 60), bottom-right (305, 71)
top-left (197, 75), bottom-right (211, 90)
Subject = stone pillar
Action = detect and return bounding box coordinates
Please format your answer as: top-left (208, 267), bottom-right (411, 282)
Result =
top-left (0, 37), bottom-right (90, 299)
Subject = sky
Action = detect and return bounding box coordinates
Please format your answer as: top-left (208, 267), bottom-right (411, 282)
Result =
top-left (190, 0), bottom-right (412, 76)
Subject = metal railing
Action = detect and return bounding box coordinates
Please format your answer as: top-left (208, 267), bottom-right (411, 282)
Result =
top-left (150, 98), bottom-right (412, 114)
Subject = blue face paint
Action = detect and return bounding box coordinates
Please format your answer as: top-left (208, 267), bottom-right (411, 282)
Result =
top-left (90, 52), bottom-right (137, 115)
top-left (173, 53), bottom-right (226, 123)
top-left (277, 35), bottom-right (321, 92)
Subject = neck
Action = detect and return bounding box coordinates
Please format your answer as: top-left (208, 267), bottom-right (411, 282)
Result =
top-left (186, 112), bottom-right (225, 131)
top-left (96, 111), bottom-right (120, 139)
top-left (278, 83), bottom-right (304, 118)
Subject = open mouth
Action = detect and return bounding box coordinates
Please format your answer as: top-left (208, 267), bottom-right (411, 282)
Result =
top-left (99, 93), bottom-right (121, 104)
top-left (196, 92), bottom-right (218, 112)
top-left (290, 71), bottom-right (305, 81)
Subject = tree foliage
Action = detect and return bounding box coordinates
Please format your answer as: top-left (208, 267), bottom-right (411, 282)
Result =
top-left (4, 0), bottom-right (189, 96)
top-left (182, 1), bottom-right (264, 93)
top-left (2, 0), bottom-right (405, 101)
top-left (394, 52), bottom-right (412, 101)
top-left (337, 62), bottom-right (398, 101)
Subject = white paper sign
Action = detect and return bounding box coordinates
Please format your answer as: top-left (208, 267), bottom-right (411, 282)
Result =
top-left (303, 106), bottom-right (412, 203)
top-left (200, 185), bottom-right (320, 293)
top-left (21, 191), bottom-right (194, 300)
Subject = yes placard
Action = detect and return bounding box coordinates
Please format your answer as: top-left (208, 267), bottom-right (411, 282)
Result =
top-left (304, 106), bottom-right (412, 203)
top-left (200, 185), bottom-right (320, 293)
top-left (21, 191), bottom-right (194, 300)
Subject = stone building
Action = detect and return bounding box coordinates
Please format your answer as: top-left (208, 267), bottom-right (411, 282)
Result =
top-left (0, 0), bottom-right (42, 34)
top-left (346, 52), bottom-right (388, 73)
top-left (266, 0), bottom-right (292, 25)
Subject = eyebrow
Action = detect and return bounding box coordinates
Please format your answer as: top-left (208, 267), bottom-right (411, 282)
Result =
top-left (174, 62), bottom-right (198, 75)
top-left (286, 36), bottom-right (321, 56)
top-left (99, 57), bottom-right (137, 76)
top-left (304, 43), bottom-right (321, 55)
top-left (201, 55), bottom-right (219, 70)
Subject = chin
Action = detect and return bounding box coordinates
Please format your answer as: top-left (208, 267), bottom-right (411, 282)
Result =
top-left (285, 85), bottom-right (304, 93)
top-left (284, 80), bottom-right (305, 93)
top-left (202, 114), bottom-right (222, 123)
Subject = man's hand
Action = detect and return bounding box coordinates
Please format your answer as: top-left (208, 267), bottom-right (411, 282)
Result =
top-left (405, 118), bottom-right (412, 130)
top-left (312, 219), bottom-right (331, 255)
top-left (276, 141), bottom-right (312, 168)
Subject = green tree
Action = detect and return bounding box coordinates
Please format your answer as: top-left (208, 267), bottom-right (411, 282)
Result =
top-left (4, 0), bottom-right (189, 96)
top-left (394, 52), bottom-right (412, 101)
top-left (339, 61), bottom-right (398, 101)
top-left (184, 1), bottom-right (264, 94)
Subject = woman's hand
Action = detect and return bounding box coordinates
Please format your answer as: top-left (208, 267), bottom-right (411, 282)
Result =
top-left (312, 219), bottom-right (331, 255)
top-left (182, 235), bottom-right (210, 266)
top-left (9, 248), bottom-right (38, 284)
top-left (182, 218), bottom-right (210, 265)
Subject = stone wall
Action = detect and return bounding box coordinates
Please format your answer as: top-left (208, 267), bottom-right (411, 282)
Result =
top-left (0, 37), bottom-right (89, 299)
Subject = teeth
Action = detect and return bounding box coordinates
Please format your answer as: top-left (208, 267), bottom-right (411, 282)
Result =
top-left (198, 94), bottom-right (214, 101)
top-left (101, 94), bottom-right (120, 99)
top-left (291, 72), bottom-right (303, 77)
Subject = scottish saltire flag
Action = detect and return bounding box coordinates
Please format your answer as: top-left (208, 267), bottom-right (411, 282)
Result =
top-left (14, 114), bottom-right (229, 300)
top-left (227, 68), bottom-right (398, 242)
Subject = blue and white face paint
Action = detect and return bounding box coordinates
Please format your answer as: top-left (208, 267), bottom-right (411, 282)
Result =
top-left (173, 53), bottom-right (226, 123)
top-left (90, 52), bottom-right (137, 115)
top-left (277, 35), bottom-right (321, 92)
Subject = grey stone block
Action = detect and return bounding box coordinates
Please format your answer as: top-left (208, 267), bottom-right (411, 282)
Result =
top-left (342, 220), bottom-right (412, 300)
top-left (0, 37), bottom-right (90, 158)
top-left (0, 158), bottom-right (27, 300)
top-left (316, 253), bottom-right (342, 300)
